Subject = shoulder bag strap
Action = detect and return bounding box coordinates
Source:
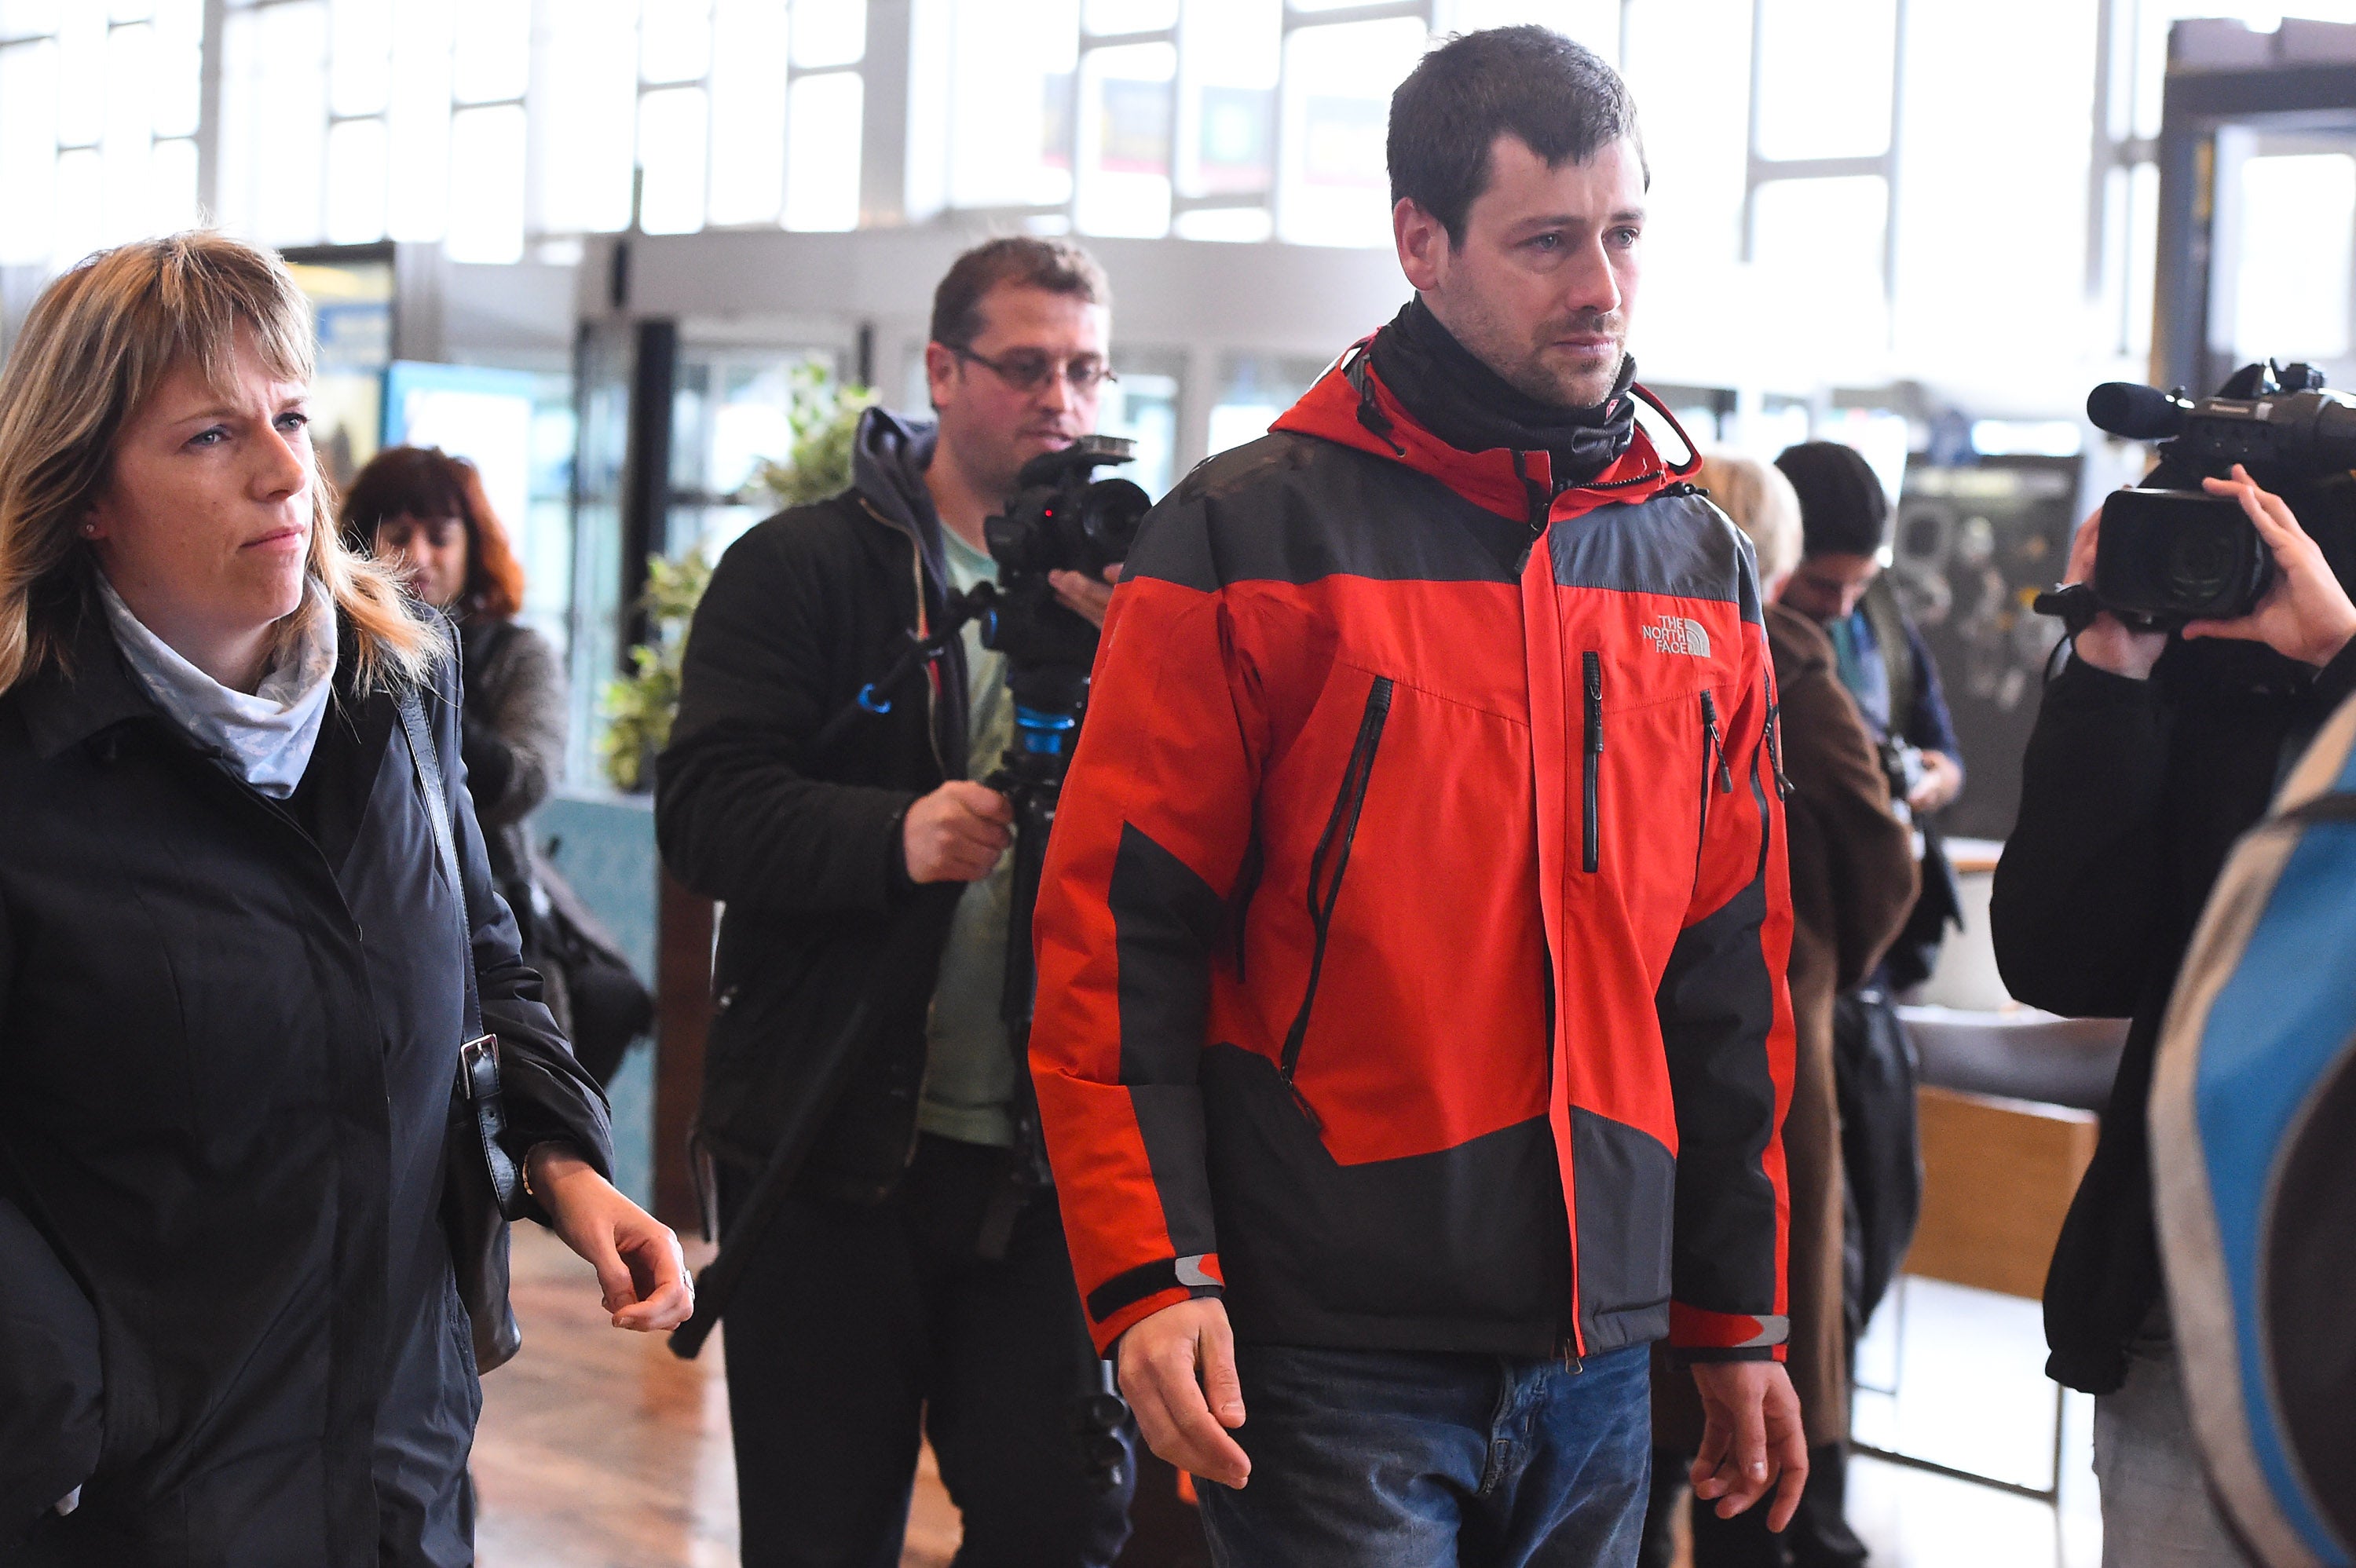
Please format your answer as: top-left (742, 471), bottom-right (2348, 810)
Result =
top-left (398, 683), bottom-right (526, 1222)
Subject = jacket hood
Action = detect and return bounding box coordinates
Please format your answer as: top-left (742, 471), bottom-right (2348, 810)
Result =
top-left (851, 405), bottom-right (949, 579)
top-left (1270, 342), bottom-right (1702, 529)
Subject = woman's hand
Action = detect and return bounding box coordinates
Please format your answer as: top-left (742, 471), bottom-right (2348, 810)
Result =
top-left (2182, 465), bottom-right (2356, 668)
top-left (528, 1146), bottom-right (695, 1332)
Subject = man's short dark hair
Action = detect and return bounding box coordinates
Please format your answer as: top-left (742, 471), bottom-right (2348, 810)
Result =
top-left (929, 236), bottom-right (1110, 350)
top-left (1388, 26), bottom-right (1647, 247)
top-left (1776, 441), bottom-right (1891, 558)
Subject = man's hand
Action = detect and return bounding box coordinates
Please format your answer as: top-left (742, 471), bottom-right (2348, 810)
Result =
top-left (902, 780), bottom-right (1013, 883)
top-left (2064, 503), bottom-right (2168, 681)
top-left (1050, 562), bottom-right (1125, 629)
top-left (2182, 465), bottom-right (2356, 669)
top-left (1908, 749), bottom-right (1963, 815)
top-left (1115, 1297), bottom-right (1251, 1489)
top-left (1689, 1360), bottom-right (1809, 1532)
top-left (529, 1146), bottom-right (696, 1332)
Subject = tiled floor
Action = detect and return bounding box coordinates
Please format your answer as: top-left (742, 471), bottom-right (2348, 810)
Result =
top-left (471, 1227), bottom-right (2105, 1566)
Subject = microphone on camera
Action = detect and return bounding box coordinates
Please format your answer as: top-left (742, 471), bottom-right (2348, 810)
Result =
top-left (2088, 382), bottom-right (2192, 441)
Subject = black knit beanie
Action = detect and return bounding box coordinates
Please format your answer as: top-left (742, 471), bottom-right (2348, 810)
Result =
top-left (1775, 440), bottom-right (1889, 558)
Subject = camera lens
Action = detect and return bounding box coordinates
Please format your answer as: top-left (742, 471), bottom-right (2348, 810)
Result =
top-left (2164, 521), bottom-right (2237, 606)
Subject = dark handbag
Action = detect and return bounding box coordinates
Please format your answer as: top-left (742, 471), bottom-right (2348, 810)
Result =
top-left (399, 689), bottom-right (529, 1373)
top-left (529, 848), bottom-right (653, 1087)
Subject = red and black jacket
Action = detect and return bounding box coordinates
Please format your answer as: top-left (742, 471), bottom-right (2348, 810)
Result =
top-left (1031, 348), bottom-right (1798, 1364)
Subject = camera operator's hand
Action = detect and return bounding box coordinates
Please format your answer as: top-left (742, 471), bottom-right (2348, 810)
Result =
top-left (1049, 562), bottom-right (1124, 629)
top-left (902, 780), bottom-right (1013, 883)
top-left (1116, 1296), bottom-right (1251, 1489)
top-left (2065, 503), bottom-right (2168, 681)
top-left (1909, 749), bottom-right (1963, 815)
top-left (2181, 466), bottom-right (2356, 669)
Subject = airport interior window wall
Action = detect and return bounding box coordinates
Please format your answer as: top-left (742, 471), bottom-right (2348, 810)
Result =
top-left (10, 0), bottom-right (2356, 784)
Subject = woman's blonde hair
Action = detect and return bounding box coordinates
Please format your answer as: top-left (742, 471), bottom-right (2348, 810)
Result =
top-left (0, 231), bottom-right (442, 697)
top-left (1694, 450), bottom-right (1805, 589)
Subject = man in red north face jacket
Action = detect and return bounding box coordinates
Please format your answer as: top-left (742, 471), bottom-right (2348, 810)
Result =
top-left (1031, 27), bottom-right (1805, 1565)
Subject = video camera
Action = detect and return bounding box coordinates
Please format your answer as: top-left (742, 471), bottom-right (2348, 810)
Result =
top-left (2039, 360), bottom-right (2356, 632)
top-left (966, 434), bottom-right (1152, 712)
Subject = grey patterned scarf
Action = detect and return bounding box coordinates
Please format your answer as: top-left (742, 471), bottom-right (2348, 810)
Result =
top-left (97, 572), bottom-right (338, 798)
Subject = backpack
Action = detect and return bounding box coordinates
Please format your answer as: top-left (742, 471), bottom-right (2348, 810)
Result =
top-left (2151, 689), bottom-right (2356, 1568)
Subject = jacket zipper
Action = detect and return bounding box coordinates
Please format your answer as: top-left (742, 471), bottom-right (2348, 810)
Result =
top-left (910, 535), bottom-right (946, 780)
top-left (1699, 691), bottom-right (1734, 796)
top-left (1582, 653), bottom-right (1603, 873)
top-left (1696, 691), bottom-right (1734, 889)
top-left (1279, 676), bottom-right (1394, 1127)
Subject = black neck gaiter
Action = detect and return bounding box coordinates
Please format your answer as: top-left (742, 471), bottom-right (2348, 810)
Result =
top-left (1367, 298), bottom-right (1638, 489)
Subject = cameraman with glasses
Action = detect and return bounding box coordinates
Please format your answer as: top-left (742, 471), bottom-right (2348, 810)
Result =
top-left (1993, 463), bottom-right (2356, 1564)
top-left (657, 236), bottom-right (1133, 1566)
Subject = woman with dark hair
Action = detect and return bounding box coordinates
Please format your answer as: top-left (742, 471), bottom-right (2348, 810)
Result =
top-left (342, 448), bottom-right (585, 1045)
top-left (0, 234), bottom-right (690, 1565)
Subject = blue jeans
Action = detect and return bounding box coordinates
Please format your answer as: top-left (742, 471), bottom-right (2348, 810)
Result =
top-left (1196, 1342), bottom-right (1653, 1568)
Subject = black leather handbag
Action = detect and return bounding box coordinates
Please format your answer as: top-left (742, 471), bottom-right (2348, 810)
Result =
top-left (399, 689), bottom-right (528, 1372)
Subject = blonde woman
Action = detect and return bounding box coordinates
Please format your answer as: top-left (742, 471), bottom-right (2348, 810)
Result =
top-left (0, 234), bottom-right (689, 1566)
top-left (1644, 452), bottom-right (1919, 1568)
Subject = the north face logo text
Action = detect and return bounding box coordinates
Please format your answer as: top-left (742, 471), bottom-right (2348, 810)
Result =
top-left (1641, 616), bottom-right (1711, 658)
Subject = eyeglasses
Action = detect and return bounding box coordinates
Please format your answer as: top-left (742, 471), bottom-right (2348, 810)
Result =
top-left (953, 345), bottom-right (1118, 396)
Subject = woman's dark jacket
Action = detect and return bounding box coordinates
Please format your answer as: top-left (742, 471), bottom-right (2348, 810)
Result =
top-left (0, 607), bottom-right (612, 1565)
top-left (456, 617), bottom-right (567, 899)
top-left (1993, 633), bottom-right (2356, 1394)
top-left (656, 409), bottom-right (965, 1197)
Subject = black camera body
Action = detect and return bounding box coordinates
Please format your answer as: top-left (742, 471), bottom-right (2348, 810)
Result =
top-left (2091, 487), bottom-right (2276, 625)
top-left (970, 435), bottom-right (1151, 699)
top-left (2057, 361), bottom-right (2356, 631)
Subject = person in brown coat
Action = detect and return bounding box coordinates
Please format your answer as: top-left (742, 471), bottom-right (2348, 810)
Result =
top-left (1643, 453), bottom-right (1919, 1567)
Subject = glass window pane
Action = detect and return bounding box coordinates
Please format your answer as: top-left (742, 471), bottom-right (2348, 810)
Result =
top-left (1085, 0), bottom-right (1175, 31)
top-left (330, 0), bottom-right (391, 116)
top-left (2233, 152), bottom-right (2355, 362)
top-left (1176, 0), bottom-right (1275, 200)
top-left (1276, 16), bottom-right (1425, 248)
top-left (447, 102), bottom-right (526, 260)
top-left (1751, 175), bottom-right (1886, 350)
top-left (101, 22), bottom-right (154, 243)
top-left (326, 115), bottom-right (389, 242)
top-left (387, 0), bottom-right (453, 240)
top-left (55, 145), bottom-right (103, 267)
top-left (1754, 0), bottom-right (1893, 161)
top-left (709, 0), bottom-right (789, 225)
top-left (152, 0), bottom-right (203, 137)
top-left (1101, 357), bottom-right (1178, 497)
top-left (791, 0), bottom-right (863, 68)
top-left (1622, 0), bottom-right (1749, 263)
top-left (1075, 40), bottom-right (1173, 236)
top-left (947, 0), bottom-right (1078, 209)
top-left (0, 39), bottom-right (57, 265)
top-left (1, 2), bottom-right (62, 41)
top-left (785, 70), bottom-right (862, 228)
top-left (152, 133), bottom-right (199, 232)
top-left (1439, 0), bottom-right (1617, 57)
top-left (540, 0), bottom-right (639, 233)
top-left (642, 0), bottom-right (712, 85)
top-left (57, 2), bottom-right (104, 147)
top-left (638, 85), bottom-right (709, 233)
top-left (452, 0), bottom-right (528, 103)
top-left (254, 1), bottom-right (330, 246)
top-left (1207, 352), bottom-right (1327, 455)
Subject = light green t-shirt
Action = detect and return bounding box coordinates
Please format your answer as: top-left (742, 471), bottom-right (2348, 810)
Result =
top-left (916, 526), bottom-right (1019, 1147)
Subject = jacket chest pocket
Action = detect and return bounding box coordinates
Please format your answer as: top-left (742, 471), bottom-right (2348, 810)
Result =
top-left (1579, 654), bottom-right (1735, 881)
